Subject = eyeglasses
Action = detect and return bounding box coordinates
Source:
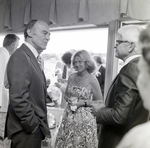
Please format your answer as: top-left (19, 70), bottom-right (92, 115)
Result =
top-left (114, 40), bottom-right (130, 48)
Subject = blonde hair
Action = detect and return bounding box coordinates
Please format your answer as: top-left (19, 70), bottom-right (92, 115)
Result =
top-left (72, 50), bottom-right (97, 73)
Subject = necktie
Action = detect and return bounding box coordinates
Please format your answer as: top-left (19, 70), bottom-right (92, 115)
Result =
top-left (62, 65), bottom-right (67, 79)
top-left (37, 55), bottom-right (43, 71)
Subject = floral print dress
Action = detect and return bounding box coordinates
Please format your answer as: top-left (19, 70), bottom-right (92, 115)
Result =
top-left (55, 82), bottom-right (98, 148)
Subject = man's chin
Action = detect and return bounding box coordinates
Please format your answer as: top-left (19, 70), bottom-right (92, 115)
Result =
top-left (115, 54), bottom-right (119, 59)
top-left (37, 49), bottom-right (44, 54)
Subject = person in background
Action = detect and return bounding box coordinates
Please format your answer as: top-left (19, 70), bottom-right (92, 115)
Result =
top-left (93, 55), bottom-right (105, 96)
top-left (117, 24), bottom-right (150, 148)
top-left (93, 55), bottom-right (105, 139)
top-left (55, 51), bottom-right (73, 90)
top-left (96, 25), bottom-right (149, 148)
top-left (4, 20), bottom-right (51, 148)
top-left (46, 79), bottom-right (53, 104)
top-left (55, 51), bottom-right (73, 108)
top-left (55, 50), bottom-right (104, 148)
top-left (0, 34), bottom-right (19, 148)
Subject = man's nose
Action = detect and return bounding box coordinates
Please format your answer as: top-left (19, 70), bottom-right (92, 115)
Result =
top-left (46, 34), bottom-right (50, 41)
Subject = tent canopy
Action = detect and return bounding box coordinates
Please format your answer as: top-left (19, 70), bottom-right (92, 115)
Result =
top-left (0, 0), bottom-right (150, 33)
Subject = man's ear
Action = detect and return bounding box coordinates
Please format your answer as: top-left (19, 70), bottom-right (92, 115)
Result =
top-left (128, 42), bottom-right (135, 53)
top-left (27, 29), bottom-right (33, 38)
top-left (10, 42), bottom-right (14, 48)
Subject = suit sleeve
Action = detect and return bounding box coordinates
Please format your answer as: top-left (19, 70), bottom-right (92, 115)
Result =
top-left (7, 52), bottom-right (39, 133)
top-left (96, 63), bottom-right (139, 126)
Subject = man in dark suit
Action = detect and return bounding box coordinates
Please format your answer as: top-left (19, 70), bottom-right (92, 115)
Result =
top-left (96, 25), bottom-right (149, 148)
top-left (93, 55), bottom-right (105, 96)
top-left (4, 20), bottom-right (51, 148)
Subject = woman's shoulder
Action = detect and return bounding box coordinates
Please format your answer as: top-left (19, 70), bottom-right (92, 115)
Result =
top-left (89, 74), bottom-right (98, 84)
top-left (69, 72), bottom-right (77, 77)
top-left (84, 74), bottom-right (98, 89)
top-left (68, 72), bottom-right (77, 81)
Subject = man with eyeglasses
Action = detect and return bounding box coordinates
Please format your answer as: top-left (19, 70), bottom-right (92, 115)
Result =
top-left (96, 25), bottom-right (149, 148)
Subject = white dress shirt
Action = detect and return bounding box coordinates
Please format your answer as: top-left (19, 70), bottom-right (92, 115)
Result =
top-left (24, 42), bottom-right (44, 70)
top-left (24, 42), bottom-right (38, 58)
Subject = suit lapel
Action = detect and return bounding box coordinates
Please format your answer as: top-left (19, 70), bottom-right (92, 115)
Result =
top-left (21, 44), bottom-right (46, 88)
top-left (105, 75), bottom-right (118, 106)
top-left (105, 57), bottom-right (140, 106)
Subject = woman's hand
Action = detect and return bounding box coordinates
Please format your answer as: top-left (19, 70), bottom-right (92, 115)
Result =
top-left (67, 97), bottom-right (78, 111)
top-left (67, 97), bottom-right (85, 109)
top-left (54, 82), bottom-right (61, 88)
top-left (71, 100), bottom-right (85, 109)
top-left (57, 78), bottom-right (67, 83)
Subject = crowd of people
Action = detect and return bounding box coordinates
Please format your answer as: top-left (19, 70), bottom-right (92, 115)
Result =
top-left (0, 19), bottom-right (150, 148)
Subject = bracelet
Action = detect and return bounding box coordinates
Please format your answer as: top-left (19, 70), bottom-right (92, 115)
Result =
top-left (84, 101), bottom-right (87, 107)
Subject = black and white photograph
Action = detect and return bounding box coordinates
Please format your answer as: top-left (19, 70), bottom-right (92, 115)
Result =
top-left (0, 1), bottom-right (150, 148)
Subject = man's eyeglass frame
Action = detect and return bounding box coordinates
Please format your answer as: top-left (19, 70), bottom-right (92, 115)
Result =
top-left (114, 40), bottom-right (132, 48)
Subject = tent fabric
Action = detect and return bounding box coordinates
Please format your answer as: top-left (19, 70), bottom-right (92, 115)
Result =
top-left (88, 0), bottom-right (120, 25)
top-left (4, 0), bottom-right (11, 30)
top-left (0, 0), bottom-right (120, 32)
top-left (78, 0), bottom-right (89, 22)
top-left (30, 0), bottom-right (51, 24)
top-left (24, 0), bottom-right (31, 25)
top-left (24, 0), bottom-right (57, 25)
top-left (0, 0), bottom-right (9, 32)
top-left (121, 0), bottom-right (150, 21)
top-left (56, 0), bottom-right (80, 26)
top-left (8, 0), bottom-right (28, 32)
top-left (49, 0), bottom-right (57, 24)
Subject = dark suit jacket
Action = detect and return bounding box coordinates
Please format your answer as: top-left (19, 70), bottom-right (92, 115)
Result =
top-left (5, 44), bottom-right (50, 139)
top-left (97, 57), bottom-right (149, 148)
top-left (96, 65), bottom-right (105, 96)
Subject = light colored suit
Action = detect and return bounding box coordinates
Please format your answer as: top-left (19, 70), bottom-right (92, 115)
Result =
top-left (0, 47), bottom-right (9, 112)
top-left (0, 47), bottom-right (10, 146)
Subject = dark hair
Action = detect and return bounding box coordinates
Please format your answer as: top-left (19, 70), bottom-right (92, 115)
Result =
top-left (72, 50), bottom-right (96, 73)
top-left (61, 52), bottom-right (72, 65)
top-left (24, 19), bottom-right (38, 39)
top-left (3, 34), bottom-right (19, 47)
top-left (93, 55), bottom-right (103, 65)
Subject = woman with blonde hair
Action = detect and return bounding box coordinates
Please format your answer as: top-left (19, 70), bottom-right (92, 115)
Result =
top-left (55, 50), bottom-right (104, 148)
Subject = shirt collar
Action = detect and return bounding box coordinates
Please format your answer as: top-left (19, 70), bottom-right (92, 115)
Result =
top-left (24, 42), bottom-right (38, 58)
top-left (124, 54), bottom-right (141, 66)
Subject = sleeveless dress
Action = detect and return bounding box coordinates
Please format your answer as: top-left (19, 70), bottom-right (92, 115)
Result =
top-left (55, 78), bottom-right (98, 148)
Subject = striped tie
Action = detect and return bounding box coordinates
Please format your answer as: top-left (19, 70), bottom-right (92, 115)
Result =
top-left (37, 55), bottom-right (43, 71)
